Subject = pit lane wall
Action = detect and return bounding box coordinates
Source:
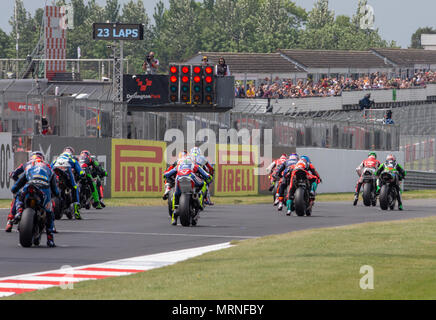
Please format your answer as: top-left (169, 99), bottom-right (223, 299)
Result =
top-left (29, 137), bottom-right (404, 198)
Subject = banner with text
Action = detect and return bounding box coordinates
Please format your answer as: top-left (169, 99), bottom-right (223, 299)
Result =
top-left (0, 133), bottom-right (14, 198)
top-left (214, 144), bottom-right (258, 196)
top-left (111, 139), bottom-right (166, 197)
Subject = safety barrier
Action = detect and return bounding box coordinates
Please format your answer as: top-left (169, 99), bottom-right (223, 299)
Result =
top-left (403, 170), bottom-right (436, 190)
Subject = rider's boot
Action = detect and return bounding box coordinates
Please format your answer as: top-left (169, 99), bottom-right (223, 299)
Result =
top-left (99, 199), bottom-right (106, 208)
top-left (397, 189), bottom-right (403, 211)
top-left (5, 212), bottom-right (15, 232)
top-left (277, 197), bottom-right (284, 211)
top-left (286, 199), bottom-right (293, 216)
top-left (73, 202), bottom-right (82, 220)
top-left (47, 232), bottom-right (56, 248)
top-left (273, 195), bottom-right (280, 206)
top-left (353, 192), bottom-right (359, 206)
top-left (13, 207), bottom-right (23, 224)
top-left (162, 183), bottom-right (172, 200)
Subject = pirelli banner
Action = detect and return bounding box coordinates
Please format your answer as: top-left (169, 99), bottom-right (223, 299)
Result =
top-left (111, 139), bottom-right (166, 197)
top-left (214, 144), bottom-right (258, 196)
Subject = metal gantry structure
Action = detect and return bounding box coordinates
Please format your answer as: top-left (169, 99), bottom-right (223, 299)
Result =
top-left (111, 40), bottom-right (124, 139)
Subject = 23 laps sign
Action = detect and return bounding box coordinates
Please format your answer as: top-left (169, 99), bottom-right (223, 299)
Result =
top-left (93, 23), bottom-right (144, 41)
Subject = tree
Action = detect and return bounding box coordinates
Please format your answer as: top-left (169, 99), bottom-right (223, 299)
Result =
top-left (306, 0), bottom-right (334, 30)
top-left (411, 27), bottom-right (436, 49)
top-left (105, 0), bottom-right (121, 23)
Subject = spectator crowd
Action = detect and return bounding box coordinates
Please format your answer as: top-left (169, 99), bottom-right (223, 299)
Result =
top-left (235, 71), bottom-right (436, 99)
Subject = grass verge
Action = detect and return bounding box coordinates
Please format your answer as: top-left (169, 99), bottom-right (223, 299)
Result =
top-left (0, 190), bottom-right (435, 208)
top-left (7, 216), bottom-right (436, 300)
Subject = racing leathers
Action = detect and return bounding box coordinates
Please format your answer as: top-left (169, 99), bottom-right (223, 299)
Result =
top-left (51, 152), bottom-right (85, 219)
top-left (163, 159), bottom-right (212, 225)
top-left (274, 157), bottom-right (299, 210)
top-left (5, 164), bottom-right (26, 232)
top-left (191, 153), bottom-right (214, 205)
top-left (12, 158), bottom-right (59, 247)
top-left (375, 160), bottom-right (406, 210)
top-left (90, 156), bottom-right (107, 208)
top-left (79, 154), bottom-right (106, 209)
top-left (353, 156), bottom-right (380, 205)
top-left (266, 155), bottom-right (287, 192)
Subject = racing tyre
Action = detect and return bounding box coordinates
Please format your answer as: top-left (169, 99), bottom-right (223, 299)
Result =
top-left (179, 194), bottom-right (191, 227)
top-left (19, 208), bottom-right (36, 248)
top-left (54, 197), bottom-right (63, 220)
top-left (362, 183), bottom-right (372, 207)
top-left (379, 185), bottom-right (389, 210)
top-left (294, 188), bottom-right (306, 217)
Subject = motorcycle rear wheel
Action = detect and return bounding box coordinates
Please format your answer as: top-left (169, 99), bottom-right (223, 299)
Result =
top-left (362, 183), bottom-right (372, 207)
top-left (19, 208), bottom-right (36, 248)
top-left (294, 188), bottom-right (306, 217)
top-left (179, 193), bottom-right (192, 227)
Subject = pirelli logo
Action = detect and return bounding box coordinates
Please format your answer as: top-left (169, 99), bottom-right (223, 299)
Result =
top-left (214, 145), bottom-right (258, 196)
top-left (111, 139), bottom-right (166, 197)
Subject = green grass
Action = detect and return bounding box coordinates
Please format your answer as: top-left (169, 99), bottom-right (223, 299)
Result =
top-left (0, 190), bottom-right (435, 209)
top-left (6, 216), bottom-right (436, 300)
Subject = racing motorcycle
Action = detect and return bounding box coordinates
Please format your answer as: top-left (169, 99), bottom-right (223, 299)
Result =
top-left (378, 163), bottom-right (399, 211)
top-left (293, 168), bottom-right (313, 217)
top-left (18, 180), bottom-right (50, 247)
top-left (77, 162), bottom-right (94, 210)
top-left (52, 162), bottom-right (74, 220)
top-left (175, 176), bottom-right (203, 227)
top-left (361, 167), bottom-right (377, 207)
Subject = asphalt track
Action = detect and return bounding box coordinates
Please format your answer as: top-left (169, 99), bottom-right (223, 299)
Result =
top-left (1, 199), bottom-right (436, 278)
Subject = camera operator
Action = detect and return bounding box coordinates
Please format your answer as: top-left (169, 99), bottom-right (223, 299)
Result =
top-left (142, 51), bottom-right (159, 75)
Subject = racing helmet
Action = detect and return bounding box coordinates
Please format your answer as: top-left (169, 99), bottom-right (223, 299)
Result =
top-left (300, 155), bottom-right (310, 164)
top-left (279, 154), bottom-right (287, 160)
top-left (368, 151), bottom-right (377, 159)
top-left (178, 151), bottom-right (188, 159)
top-left (80, 150), bottom-right (91, 157)
top-left (288, 153), bottom-right (299, 160)
top-left (190, 147), bottom-right (201, 157)
top-left (64, 146), bottom-right (75, 155)
top-left (30, 151), bottom-right (44, 161)
top-left (386, 154), bottom-right (396, 162)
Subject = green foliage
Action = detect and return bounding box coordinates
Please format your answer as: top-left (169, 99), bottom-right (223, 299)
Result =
top-left (0, 0), bottom-right (395, 75)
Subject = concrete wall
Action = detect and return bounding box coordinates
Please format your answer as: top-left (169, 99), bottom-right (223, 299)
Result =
top-left (296, 147), bottom-right (405, 193)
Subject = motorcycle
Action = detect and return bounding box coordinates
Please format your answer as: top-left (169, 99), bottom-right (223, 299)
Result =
top-left (293, 168), bottom-right (313, 217)
top-left (52, 164), bottom-right (74, 220)
top-left (175, 176), bottom-right (203, 227)
top-left (77, 163), bottom-right (94, 210)
top-left (378, 163), bottom-right (399, 211)
top-left (361, 167), bottom-right (377, 207)
top-left (18, 180), bottom-right (49, 247)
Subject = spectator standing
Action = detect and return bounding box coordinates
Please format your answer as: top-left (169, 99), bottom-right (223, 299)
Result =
top-left (215, 57), bottom-right (230, 77)
top-left (142, 51), bottom-right (159, 75)
top-left (201, 56), bottom-right (210, 67)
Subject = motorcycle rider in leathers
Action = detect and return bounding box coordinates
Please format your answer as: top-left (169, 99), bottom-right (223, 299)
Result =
top-left (353, 152), bottom-right (381, 206)
top-left (375, 154), bottom-right (406, 210)
top-left (163, 154), bottom-right (212, 225)
top-left (274, 153), bottom-right (299, 210)
top-left (190, 147), bottom-right (214, 205)
top-left (266, 154), bottom-right (288, 192)
top-left (12, 152), bottom-right (59, 247)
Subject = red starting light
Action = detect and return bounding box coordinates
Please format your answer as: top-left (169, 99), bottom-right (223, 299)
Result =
top-left (205, 66), bottom-right (213, 74)
top-left (170, 66), bottom-right (178, 74)
top-left (170, 75), bottom-right (178, 83)
top-left (182, 76), bottom-right (189, 83)
top-left (194, 76), bottom-right (201, 83)
top-left (182, 66), bottom-right (189, 74)
top-left (205, 76), bottom-right (213, 83)
top-left (193, 66), bottom-right (201, 74)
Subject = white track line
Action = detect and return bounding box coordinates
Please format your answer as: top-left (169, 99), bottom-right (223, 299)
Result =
top-left (57, 229), bottom-right (257, 239)
top-left (0, 242), bottom-right (232, 298)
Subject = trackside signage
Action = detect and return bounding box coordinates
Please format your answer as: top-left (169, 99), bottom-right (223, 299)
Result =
top-left (0, 133), bottom-right (13, 198)
top-left (214, 144), bottom-right (258, 196)
top-left (111, 139), bottom-right (166, 197)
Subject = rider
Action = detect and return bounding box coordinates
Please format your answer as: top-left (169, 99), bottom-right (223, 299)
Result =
top-left (90, 155), bottom-right (107, 208)
top-left (266, 154), bottom-right (288, 192)
top-left (11, 151), bottom-right (59, 247)
top-left (190, 147), bottom-right (214, 205)
top-left (51, 147), bottom-right (85, 219)
top-left (163, 153), bottom-right (212, 226)
top-left (274, 153), bottom-right (299, 210)
top-left (79, 150), bottom-right (105, 209)
top-left (353, 151), bottom-right (381, 206)
top-left (162, 151), bottom-right (189, 200)
top-left (375, 154), bottom-right (406, 210)
top-left (286, 157), bottom-right (320, 216)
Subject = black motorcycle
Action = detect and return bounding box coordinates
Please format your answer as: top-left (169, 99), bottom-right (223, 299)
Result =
top-left (53, 167), bottom-right (74, 220)
top-left (293, 169), bottom-right (313, 217)
top-left (379, 165), bottom-right (399, 211)
top-left (361, 167), bottom-right (377, 207)
top-left (18, 181), bottom-right (50, 247)
top-left (175, 176), bottom-right (202, 226)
